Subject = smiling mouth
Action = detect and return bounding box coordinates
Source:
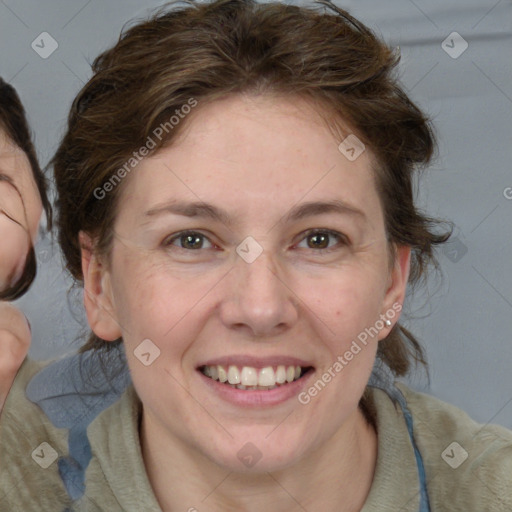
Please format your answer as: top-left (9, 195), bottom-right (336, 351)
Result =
top-left (199, 364), bottom-right (314, 390)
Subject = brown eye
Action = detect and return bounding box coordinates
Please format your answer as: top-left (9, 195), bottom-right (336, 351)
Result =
top-left (165, 231), bottom-right (213, 250)
top-left (181, 233), bottom-right (204, 249)
top-left (307, 232), bottom-right (330, 249)
top-left (296, 229), bottom-right (346, 251)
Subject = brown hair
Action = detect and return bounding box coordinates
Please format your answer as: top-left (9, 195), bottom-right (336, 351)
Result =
top-left (52, 0), bottom-right (451, 383)
top-left (0, 77), bottom-right (53, 300)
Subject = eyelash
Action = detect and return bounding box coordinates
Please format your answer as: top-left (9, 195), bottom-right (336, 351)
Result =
top-left (163, 229), bottom-right (348, 253)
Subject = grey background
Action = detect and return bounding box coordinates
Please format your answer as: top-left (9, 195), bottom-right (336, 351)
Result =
top-left (1, 0), bottom-right (511, 428)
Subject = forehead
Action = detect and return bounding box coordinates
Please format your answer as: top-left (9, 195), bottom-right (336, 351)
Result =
top-left (0, 129), bottom-right (25, 164)
top-left (0, 129), bottom-right (15, 152)
top-left (117, 94), bottom-right (381, 223)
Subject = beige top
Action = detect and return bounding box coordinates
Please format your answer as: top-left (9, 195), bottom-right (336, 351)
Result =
top-left (0, 357), bottom-right (511, 511)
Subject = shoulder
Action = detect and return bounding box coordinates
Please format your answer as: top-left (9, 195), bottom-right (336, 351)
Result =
top-left (396, 382), bottom-right (512, 511)
top-left (0, 357), bottom-right (71, 509)
top-left (82, 386), bottom-right (163, 511)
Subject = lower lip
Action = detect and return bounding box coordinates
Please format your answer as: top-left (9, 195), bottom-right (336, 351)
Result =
top-left (197, 369), bottom-right (315, 407)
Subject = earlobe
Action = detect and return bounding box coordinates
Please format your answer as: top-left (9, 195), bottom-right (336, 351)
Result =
top-left (79, 231), bottom-right (122, 342)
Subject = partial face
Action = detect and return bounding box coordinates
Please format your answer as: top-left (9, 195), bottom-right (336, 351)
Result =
top-left (88, 94), bottom-right (408, 472)
top-left (0, 130), bottom-right (43, 292)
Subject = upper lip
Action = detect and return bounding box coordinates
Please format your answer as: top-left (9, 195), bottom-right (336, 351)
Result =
top-left (197, 355), bottom-right (314, 370)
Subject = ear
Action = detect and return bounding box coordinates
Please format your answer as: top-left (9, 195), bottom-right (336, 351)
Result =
top-left (378, 245), bottom-right (411, 340)
top-left (79, 231), bottom-right (122, 341)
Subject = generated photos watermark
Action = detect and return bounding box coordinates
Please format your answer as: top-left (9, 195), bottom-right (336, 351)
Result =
top-left (298, 302), bottom-right (401, 405)
top-left (93, 97), bottom-right (198, 200)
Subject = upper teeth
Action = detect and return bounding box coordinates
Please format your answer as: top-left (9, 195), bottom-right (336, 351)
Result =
top-left (202, 365), bottom-right (303, 387)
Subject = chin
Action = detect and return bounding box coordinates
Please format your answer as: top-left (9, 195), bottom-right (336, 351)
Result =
top-left (199, 430), bottom-right (308, 474)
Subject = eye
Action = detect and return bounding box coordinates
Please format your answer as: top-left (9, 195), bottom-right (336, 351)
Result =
top-left (295, 229), bottom-right (347, 251)
top-left (0, 207), bottom-right (23, 228)
top-left (163, 231), bottom-right (214, 250)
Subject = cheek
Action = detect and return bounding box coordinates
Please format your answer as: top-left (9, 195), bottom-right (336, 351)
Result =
top-left (26, 197), bottom-right (43, 243)
top-left (296, 264), bottom-right (388, 336)
top-left (110, 251), bottom-right (216, 351)
top-left (297, 274), bottom-right (382, 407)
top-left (15, 156), bottom-right (44, 237)
top-left (0, 217), bottom-right (28, 289)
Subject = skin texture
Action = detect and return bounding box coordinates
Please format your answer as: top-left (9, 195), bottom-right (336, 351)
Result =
top-left (0, 129), bottom-right (41, 412)
top-left (81, 94), bottom-right (411, 512)
top-left (0, 131), bottom-right (42, 291)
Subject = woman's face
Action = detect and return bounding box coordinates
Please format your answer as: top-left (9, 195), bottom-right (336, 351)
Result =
top-left (85, 94), bottom-right (409, 472)
top-left (0, 130), bottom-right (42, 293)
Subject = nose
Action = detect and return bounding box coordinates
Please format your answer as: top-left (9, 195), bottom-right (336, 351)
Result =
top-left (218, 248), bottom-right (299, 338)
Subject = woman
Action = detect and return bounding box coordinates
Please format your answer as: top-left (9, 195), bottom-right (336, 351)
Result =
top-left (1, 0), bottom-right (510, 510)
top-left (0, 77), bottom-right (52, 410)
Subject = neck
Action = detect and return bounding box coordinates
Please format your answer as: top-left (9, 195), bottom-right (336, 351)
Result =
top-left (140, 407), bottom-right (378, 512)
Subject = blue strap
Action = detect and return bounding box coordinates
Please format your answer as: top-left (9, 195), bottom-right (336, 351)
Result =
top-left (368, 366), bottom-right (430, 511)
top-left (26, 346), bottom-right (131, 504)
top-left (57, 426), bottom-right (92, 501)
top-left (390, 386), bottom-right (431, 512)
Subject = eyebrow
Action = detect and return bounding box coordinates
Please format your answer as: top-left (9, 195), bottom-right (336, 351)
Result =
top-left (282, 199), bottom-right (366, 224)
top-left (144, 198), bottom-right (366, 227)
